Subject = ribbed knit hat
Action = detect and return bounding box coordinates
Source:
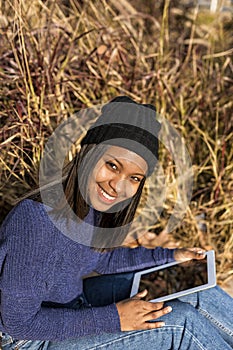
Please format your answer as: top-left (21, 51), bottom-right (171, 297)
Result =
top-left (81, 96), bottom-right (161, 175)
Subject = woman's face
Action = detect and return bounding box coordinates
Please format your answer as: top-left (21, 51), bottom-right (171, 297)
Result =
top-left (88, 146), bottom-right (148, 212)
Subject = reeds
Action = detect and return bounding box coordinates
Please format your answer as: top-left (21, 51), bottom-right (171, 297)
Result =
top-left (0, 0), bottom-right (232, 286)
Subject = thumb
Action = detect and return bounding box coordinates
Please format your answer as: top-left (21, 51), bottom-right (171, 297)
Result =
top-left (132, 289), bottom-right (148, 300)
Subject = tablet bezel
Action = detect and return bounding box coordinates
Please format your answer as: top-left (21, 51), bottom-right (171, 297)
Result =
top-left (130, 250), bottom-right (216, 302)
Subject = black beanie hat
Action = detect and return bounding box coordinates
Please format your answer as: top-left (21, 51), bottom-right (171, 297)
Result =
top-left (81, 96), bottom-right (161, 175)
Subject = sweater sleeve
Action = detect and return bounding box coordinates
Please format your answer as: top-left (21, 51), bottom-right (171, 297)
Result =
top-left (0, 200), bottom-right (121, 340)
top-left (0, 290), bottom-right (121, 340)
top-left (95, 246), bottom-right (176, 274)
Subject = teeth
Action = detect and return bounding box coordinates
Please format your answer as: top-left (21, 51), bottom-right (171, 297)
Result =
top-left (100, 188), bottom-right (115, 201)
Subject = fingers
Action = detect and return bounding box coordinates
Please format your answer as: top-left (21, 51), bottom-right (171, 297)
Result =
top-left (174, 247), bottom-right (206, 261)
top-left (191, 247), bottom-right (206, 258)
top-left (116, 297), bottom-right (171, 331)
top-left (132, 289), bottom-right (148, 300)
top-left (144, 305), bottom-right (172, 322)
top-left (186, 248), bottom-right (206, 259)
top-left (141, 300), bottom-right (164, 312)
top-left (132, 289), bottom-right (164, 307)
top-left (132, 291), bottom-right (165, 311)
top-left (144, 321), bottom-right (166, 329)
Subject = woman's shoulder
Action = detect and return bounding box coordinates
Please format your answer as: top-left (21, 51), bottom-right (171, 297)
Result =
top-left (3, 199), bottom-right (48, 225)
top-left (1, 199), bottom-right (95, 251)
top-left (15, 198), bottom-right (46, 212)
top-left (6, 198), bottom-right (45, 214)
top-left (0, 199), bottom-right (55, 240)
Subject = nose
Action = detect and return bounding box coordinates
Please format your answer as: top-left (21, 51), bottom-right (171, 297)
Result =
top-left (109, 177), bottom-right (133, 198)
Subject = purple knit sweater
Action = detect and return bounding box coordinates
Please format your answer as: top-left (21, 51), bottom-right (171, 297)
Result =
top-left (0, 199), bottom-right (175, 341)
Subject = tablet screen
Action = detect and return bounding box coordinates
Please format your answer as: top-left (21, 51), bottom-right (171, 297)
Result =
top-left (139, 257), bottom-right (208, 301)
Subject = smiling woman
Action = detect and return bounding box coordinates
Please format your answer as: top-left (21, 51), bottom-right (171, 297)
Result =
top-left (88, 146), bottom-right (148, 212)
top-left (0, 96), bottom-right (233, 350)
top-left (52, 96), bottom-right (161, 249)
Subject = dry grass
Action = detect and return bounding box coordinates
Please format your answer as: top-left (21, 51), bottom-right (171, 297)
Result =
top-left (0, 0), bottom-right (232, 287)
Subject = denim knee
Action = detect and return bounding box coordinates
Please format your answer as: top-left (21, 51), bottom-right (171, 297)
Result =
top-left (160, 299), bottom-right (205, 328)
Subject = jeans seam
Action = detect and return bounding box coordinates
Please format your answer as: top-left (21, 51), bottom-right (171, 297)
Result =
top-left (13, 340), bottom-right (29, 350)
top-left (198, 308), bottom-right (233, 337)
top-left (165, 326), bottom-right (207, 350)
top-left (84, 328), bottom-right (207, 350)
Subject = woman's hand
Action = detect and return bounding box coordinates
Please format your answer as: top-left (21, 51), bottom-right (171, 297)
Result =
top-left (116, 289), bottom-right (172, 331)
top-left (174, 247), bottom-right (206, 262)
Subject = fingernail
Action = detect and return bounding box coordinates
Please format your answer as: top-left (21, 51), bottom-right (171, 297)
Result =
top-left (146, 232), bottom-right (156, 239)
top-left (167, 306), bottom-right (172, 312)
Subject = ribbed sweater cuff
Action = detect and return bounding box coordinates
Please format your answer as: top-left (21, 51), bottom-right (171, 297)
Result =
top-left (91, 303), bottom-right (121, 333)
top-left (153, 247), bottom-right (176, 265)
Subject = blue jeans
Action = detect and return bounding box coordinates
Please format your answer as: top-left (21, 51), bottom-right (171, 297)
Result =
top-left (1, 273), bottom-right (233, 350)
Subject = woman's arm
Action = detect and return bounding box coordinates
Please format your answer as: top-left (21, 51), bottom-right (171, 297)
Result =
top-left (0, 290), bottom-right (121, 341)
top-left (0, 200), bottom-right (122, 341)
top-left (95, 246), bottom-right (176, 274)
top-left (95, 246), bottom-right (206, 275)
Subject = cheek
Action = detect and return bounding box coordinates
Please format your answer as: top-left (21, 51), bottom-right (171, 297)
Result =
top-left (125, 182), bottom-right (140, 198)
top-left (93, 165), bottom-right (110, 182)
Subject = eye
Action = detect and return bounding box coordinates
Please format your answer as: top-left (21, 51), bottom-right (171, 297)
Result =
top-left (106, 161), bottom-right (118, 171)
top-left (131, 176), bottom-right (142, 183)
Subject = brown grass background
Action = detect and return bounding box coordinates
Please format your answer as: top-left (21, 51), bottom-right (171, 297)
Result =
top-left (0, 0), bottom-right (232, 293)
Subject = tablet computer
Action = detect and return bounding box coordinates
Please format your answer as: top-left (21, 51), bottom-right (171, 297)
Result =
top-left (130, 250), bottom-right (216, 302)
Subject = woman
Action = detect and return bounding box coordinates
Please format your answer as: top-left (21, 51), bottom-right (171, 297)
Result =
top-left (0, 96), bottom-right (232, 350)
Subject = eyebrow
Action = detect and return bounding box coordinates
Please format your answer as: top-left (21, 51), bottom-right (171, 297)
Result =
top-left (105, 153), bottom-right (146, 177)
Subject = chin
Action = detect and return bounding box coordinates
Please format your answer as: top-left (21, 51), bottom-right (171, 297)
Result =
top-left (90, 199), bottom-right (115, 212)
top-left (91, 198), bottom-right (130, 213)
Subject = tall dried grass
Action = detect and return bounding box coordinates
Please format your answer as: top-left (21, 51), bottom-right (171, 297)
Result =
top-left (0, 0), bottom-right (232, 286)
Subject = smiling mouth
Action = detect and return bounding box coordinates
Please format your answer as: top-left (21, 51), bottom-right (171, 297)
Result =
top-left (97, 185), bottom-right (117, 203)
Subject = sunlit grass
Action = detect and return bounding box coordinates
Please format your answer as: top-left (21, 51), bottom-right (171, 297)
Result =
top-left (0, 0), bottom-right (232, 286)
